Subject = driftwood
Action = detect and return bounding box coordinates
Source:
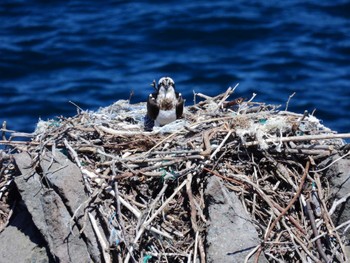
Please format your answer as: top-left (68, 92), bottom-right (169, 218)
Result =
top-left (0, 87), bottom-right (350, 262)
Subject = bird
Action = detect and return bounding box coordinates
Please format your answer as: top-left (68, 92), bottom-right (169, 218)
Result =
top-left (144, 77), bottom-right (184, 130)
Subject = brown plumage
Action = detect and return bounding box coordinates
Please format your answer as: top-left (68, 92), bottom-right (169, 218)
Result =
top-left (146, 77), bottom-right (184, 127)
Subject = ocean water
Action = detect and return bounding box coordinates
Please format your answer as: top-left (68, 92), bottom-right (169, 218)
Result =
top-left (1, 0), bottom-right (349, 134)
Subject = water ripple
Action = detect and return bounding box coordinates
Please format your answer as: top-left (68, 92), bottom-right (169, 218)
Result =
top-left (0, 0), bottom-right (349, 133)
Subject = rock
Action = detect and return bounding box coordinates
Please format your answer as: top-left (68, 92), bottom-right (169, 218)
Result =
top-left (39, 150), bottom-right (101, 262)
top-left (14, 151), bottom-right (102, 262)
top-left (321, 153), bottom-right (350, 257)
top-left (205, 176), bottom-right (268, 263)
top-left (0, 199), bottom-right (52, 263)
top-left (322, 153), bottom-right (350, 227)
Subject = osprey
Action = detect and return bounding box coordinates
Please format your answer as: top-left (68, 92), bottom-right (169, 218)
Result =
top-left (145, 77), bottom-right (184, 130)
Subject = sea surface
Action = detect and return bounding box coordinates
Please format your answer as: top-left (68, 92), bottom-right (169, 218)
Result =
top-left (1, 0), bottom-right (349, 134)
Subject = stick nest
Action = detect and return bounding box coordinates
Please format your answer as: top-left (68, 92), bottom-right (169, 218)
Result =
top-left (0, 88), bottom-right (349, 262)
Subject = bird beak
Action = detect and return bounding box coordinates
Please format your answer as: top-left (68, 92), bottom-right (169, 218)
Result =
top-left (164, 85), bottom-right (169, 92)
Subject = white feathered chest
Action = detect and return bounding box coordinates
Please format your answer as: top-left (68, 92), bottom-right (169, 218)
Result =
top-left (145, 77), bottom-right (184, 130)
top-left (155, 89), bottom-right (177, 126)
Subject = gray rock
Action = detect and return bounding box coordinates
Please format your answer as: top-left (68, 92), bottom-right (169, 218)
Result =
top-left (40, 150), bottom-right (101, 262)
top-left (14, 151), bottom-right (102, 262)
top-left (321, 153), bottom-right (350, 257)
top-left (0, 200), bottom-right (52, 263)
top-left (322, 153), bottom-right (350, 227)
top-left (205, 176), bottom-right (268, 263)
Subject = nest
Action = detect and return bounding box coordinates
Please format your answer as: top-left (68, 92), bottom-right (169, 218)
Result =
top-left (1, 87), bottom-right (350, 262)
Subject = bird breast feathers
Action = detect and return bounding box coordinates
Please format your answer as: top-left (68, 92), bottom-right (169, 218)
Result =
top-left (157, 90), bottom-right (177, 110)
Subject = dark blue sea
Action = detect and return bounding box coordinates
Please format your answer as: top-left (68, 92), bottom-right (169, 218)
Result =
top-left (1, 0), bottom-right (349, 134)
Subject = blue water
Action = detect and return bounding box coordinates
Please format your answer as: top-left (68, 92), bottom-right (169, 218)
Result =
top-left (1, 0), bottom-right (349, 134)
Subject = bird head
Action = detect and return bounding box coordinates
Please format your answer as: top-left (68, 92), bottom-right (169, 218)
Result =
top-left (157, 77), bottom-right (175, 95)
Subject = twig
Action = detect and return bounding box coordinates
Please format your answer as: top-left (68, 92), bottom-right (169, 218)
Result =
top-left (124, 179), bottom-right (188, 263)
top-left (145, 127), bottom-right (185, 155)
top-left (306, 200), bottom-right (329, 263)
top-left (2, 121), bottom-right (7, 141)
top-left (217, 84), bottom-right (238, 109)
top-left (223, 164), bottom-right (307, 235)
top-left (210, 130), bottom-right (232, 159)
top-left (114, 194), bottom-right (173, 240)
top-left (0, 180), bottom-right (13, 200)
top-left (194, 231), bottom-right (199, 263)
top-left (247, 93), bottom-right (257, 103)
top-left (264, 161), bottom-right (309, 241)
top-left (244, 133), bottom-right (350, 147)
top-left (88, 212), bottom-right (111, 263)
top-left (255, 162), bottom-right (309, 262)
top-left (329, 192), bottom-right (350, 216)
top-left (195, 93), bottom-right (213, 100)
top-left (285, 92), bottom-right (296, 111)
top-left (69, 193), bottom-right (96, 235)
top-left (311, 219), bottom-right (350, 242)
top-left (98, 125), bottom-right (157, 136)
top-left (314, 173), bottom-right (347, 261)
top-left (244, 245), bottom-right (260, 263)
top-left (186, 173), bottom-right (205, 262)
top-left (69, 100), bottom-right (84, 112)
top-left (63, 139), bottom-right (81, 168)
top-left (0, 140), bottom-right (42, 146)
top-left (145, 252), bottom-right (189, 257)
top-left (311, 150), bottom-right (350, 173)
top-left (114, 182), bottom-right (127, 244)
top-left (282, 219), bottom-right (319, 262)
top-left (201, 130), bottom-right (212, 156)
